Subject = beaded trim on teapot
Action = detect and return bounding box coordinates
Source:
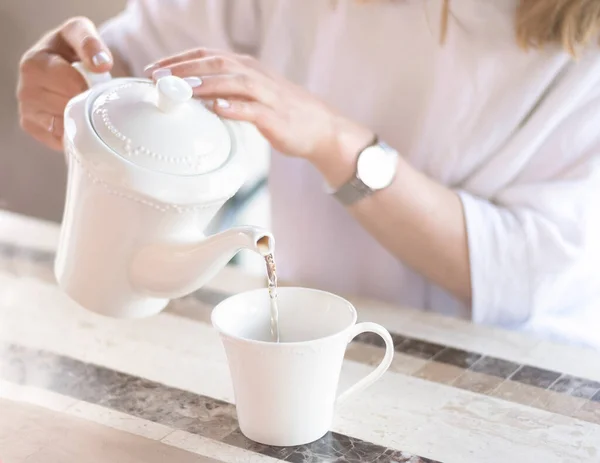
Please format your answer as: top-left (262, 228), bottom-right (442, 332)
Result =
top-left (93, 83), bottom-right (223, 174)
top-left (65, 143), bottom-right (225, 214)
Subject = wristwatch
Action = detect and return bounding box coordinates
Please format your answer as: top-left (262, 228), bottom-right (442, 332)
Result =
top-left (331, 137), bottom-right (399, 206)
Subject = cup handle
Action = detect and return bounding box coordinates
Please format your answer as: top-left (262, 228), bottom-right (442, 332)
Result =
top-left (336, 322), bottom-right (394, 405)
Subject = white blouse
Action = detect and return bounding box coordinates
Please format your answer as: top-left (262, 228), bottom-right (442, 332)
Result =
top-left (101, 0), bottom-right (600, 349)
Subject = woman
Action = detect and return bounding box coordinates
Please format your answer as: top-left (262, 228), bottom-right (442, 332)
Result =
top-left (17, 0), bottom-right (600, 348)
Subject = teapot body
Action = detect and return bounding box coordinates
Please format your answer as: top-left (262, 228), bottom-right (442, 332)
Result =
top-left (56, 146), bottom-right (226, 318)
top-left (55, 75), bottom-right (268, 318)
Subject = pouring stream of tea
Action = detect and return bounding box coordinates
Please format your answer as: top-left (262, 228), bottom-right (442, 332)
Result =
top-left (265, 253), bottom-right (280, 342)
top-left (258, 237), bottom-right (280, 342)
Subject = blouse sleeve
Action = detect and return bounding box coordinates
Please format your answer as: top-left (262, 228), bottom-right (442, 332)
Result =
top-left (99, 0), bottom-right (261, 76)
top-left (457, 94), bottom-right (600, 329)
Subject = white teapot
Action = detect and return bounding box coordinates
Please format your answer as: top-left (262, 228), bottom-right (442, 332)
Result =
top-left (55, 63), bottom-right (273, 318)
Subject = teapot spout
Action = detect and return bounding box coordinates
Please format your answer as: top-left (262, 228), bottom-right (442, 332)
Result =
top-left (131, 226), bottom-right (274, 299)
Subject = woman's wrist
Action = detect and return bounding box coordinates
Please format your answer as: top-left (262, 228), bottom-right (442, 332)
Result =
top-left (310, 116), bottom-right (375, 190)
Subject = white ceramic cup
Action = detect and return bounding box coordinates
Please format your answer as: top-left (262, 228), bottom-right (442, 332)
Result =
top-left (211, 287), bottom-right (394, 447)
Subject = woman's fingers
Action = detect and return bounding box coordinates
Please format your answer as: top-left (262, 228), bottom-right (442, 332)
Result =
top-left (18, 85), bottom-right (71, 116)
top-left (213, 99), bottom-right (280, 134)
top-left (59, 16), bottom-right (113, 72)
top-left (144, 48), bottom-right (257, 76)
top-left (185, 74), bottom-right (277, 107)
top-left (19, 115), bottom-right (63, 151)
top-left (150, 57), bottom-right (278, 107)
top-left (19, 52), bottom-right (87, 98)
top-left (17, 16), bottom-right (107, 152)
top-left (144, 48), bottom-right (212, 75)
top-left (153, 56), bottom-right (246, 80)
top-left (42, 54), bottom-right (89, 95)
top-left (17, 53), bottom-right (79, 150)
top-left (213, 100), bottom-right (286, 152)
top-left (22, 111), bottom-right (64, 138)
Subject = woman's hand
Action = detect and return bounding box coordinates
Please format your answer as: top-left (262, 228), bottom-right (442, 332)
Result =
top-left (17, 17), bottom-right (113, 150)
top-left (147, 49), bottom-right (472, 303)
top-left (145, 49), bottom-right (374, 180)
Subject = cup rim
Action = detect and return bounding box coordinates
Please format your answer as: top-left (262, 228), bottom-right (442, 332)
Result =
top-left (211, 286), bottom-right (358, 347)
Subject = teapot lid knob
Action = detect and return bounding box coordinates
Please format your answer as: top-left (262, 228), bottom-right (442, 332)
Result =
top-left (156, 75), bottom-right (193, 112)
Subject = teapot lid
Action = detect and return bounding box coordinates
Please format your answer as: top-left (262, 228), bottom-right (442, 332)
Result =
top-left (89, 76), bottom-right (232, 176)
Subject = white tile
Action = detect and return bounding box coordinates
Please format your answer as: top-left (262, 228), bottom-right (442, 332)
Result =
top-left (344, 344), bottom-right (428, 376)
top-left (334, 360), bottom-right (600, 462)
top-left (348, 295), bottom-right (600, 384)
top-left (400, 388), bottom-right (600, 463)
top-left (581, 425), bottom-right (600, 460)
top-left (163, 430), bottom-right (283, 463)
top-left (0, 274), bottom-right (236, 402)
top-left (334, 360), bottom-right (464, 447)
top-left (0, 379), bottom-right (76, 412)
top-left (0, 210), bottom-right (59, 251)
top-left (9, 258), bottom-right (55, 284)
top-left (65, 401), bottom-right (173, 441)
top-left (349, 297), bottom-right (542, 364)
top-left (522, 340), bottom-right (600, 383)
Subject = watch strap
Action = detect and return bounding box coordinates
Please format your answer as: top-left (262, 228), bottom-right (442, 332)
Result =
top-left (330, 135), bottom-right (379, 206)
top-left (332, 176), bottom-right (373, 206)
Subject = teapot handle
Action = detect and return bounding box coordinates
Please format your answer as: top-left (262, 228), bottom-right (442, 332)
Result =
top-left (72, 61), bottom-right (112, 88)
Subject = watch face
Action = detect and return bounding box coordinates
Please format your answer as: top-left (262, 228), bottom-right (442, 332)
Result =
top-left (356, 143), bottom-right (398, 190)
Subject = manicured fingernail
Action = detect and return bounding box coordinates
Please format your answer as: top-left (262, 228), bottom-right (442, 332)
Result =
top-left (143, 63), bottom-right (158, 75)
top-left (92, 51), bottom-right (110, 67)
top-left (152, 68), bottom-right (172, 80)
top-left (183, 76), bottom-right (203, 88)
top-left (216, 98), bottom-right (231, 109)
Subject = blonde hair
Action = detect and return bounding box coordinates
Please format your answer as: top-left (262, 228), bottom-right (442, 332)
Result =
top-left (351, 0), bottom-right (600, 56)
top-left (439, 0), bottom-right (600, 56)
top-left (515, 0), bottom-right (600, 56)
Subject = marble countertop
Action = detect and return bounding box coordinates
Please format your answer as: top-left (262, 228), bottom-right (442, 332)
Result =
top-left (0, 210), bottom-right (599, 463)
